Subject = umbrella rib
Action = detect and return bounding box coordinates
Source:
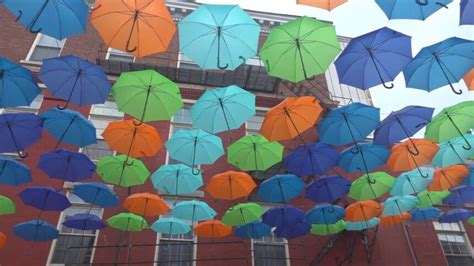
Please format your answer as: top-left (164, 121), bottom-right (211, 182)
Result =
top-left (222, 31), bottom-right (258, 54)
top-left (90, 11), bottom-right (133, 22)
top-left (59, 0), bottom-right (86, 31)
top-left (104, 16), bottom-right (135, 49)
top-left (3, 75), bottom-right (33, 103)
top-left (220, 34), bottom-right (236, 67)
top-left (138, 16), bottom-right (168, 49)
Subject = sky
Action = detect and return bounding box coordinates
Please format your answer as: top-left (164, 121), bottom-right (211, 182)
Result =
top-left (198, 0), bottom-right (474, 119)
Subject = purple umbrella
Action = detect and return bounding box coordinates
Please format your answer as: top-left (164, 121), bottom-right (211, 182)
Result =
top-left (262, 205), bottom-right (305, 228)
top-left (439, 209), bottom-right (473, 223)
top-left (305, 175), bottom-right (351, 203)
top-left (274, 221), bottom-right (311, 239)
top-left (63, 213), bottom-right (106, 230)
top-left (38, 149), bottom-right (96, 182)
top-left (285, 143), bottom-right (341, 177)
top-left (460, 0), bottom-right (474, 25)
top-left (443, 186), bottom-right (474, 206)
top-left (0, 113), bottom-right (43, 158)
top-left (19, 187), bottom-right (71, 211)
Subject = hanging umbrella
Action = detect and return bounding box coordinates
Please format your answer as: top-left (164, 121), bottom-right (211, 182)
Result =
top-left (151, 164), bottom-right (203, 196)
top-left (0, 195), bottom-right (15, 215)
top-left (39, 55), bottom-right (111, 109)
top-left (380, 213), bottom-right (411, 225)
top-left (0, 113), bottom-right (43, 158)
top-left (0, 232), bottom-right (5, 248)
top-left (460, 0), bottom-right (474, 25)
top-left (227, 135), bottom-right (283, 172)
top-left (0, 56), bottom-right (40, 108)
top-left (262, 205), bottom-right (305, 228)
top-left (469, 216), bottom-right (474, 225)
top-left (112, 70), bottom-right (183, 123)
top-left (151, 217), bottom-right (191, 235)
top-left (285, 142), bottom-right (341, 177)
top-left (260, 96), bottom-right (323, 142)
top-left (179, 4), bottom-right (260, 70)
top-left (260, 16), bottom-right (340, 82)
top-left (428, 165), bottom-right (469, 191)
top-left (206, 171), bottom-right (256, 200)
top-left (258, 174), bottom-right (304, 203)
top-left (0, 156), bottom-right (32, 186)
top-left (123, 193), bottom-right (169, 217)
top-left (274, 221), bottom-right (311, 239)
top-left (311, 220), bottom-right (347, 235)
top-left (305, 175), bottom-right (351, 203)
top-left (63, 214), bottom-right (106, 230)
top-left (382, 196), bottom-right (419, 216)
top-left (387, 139), bottom-right (439, 177)
top-left (304, 204), bottom-right (345, 224)
top-left (443, 186), bottom-right (474, 206)
top-left (439, 209), bottom-right (473, 223)
top-left (348, 172), bottom-right (395, 201)
top-left (461, 164), bottom-right (474, 186)
top-left (38, 149), bottom-right (96, 182)
top-left (296, 0), bottom-right (347, 10)
top-left (90, 0), bottom-right (176, 57)
top-left (338, 143), bottom-right (390, 173)
top-left (171, 200), bottom-right (217, 222)
top-left (403, 37), bottom-right (474, 94)
top-left (193, 220), bottom-right (232, 239)
top-left (390, 167), bottom-right (434, 196)
top-left (221, 202), bottom-right (264, 226)
top-left (19, 187), bottom-right (71, 211)
top-left (107, 213), bottom-right (148, 232)
top-left (97, 155), bottom-right (150, 187)
top-left (346, 218), bottom-right (380, 231)
top-left (13, 219), bottom-right (59, 242)
top-left (375, 0), bottom-right (452, 20)
top-left (235, 221), bottom-right (272, 239)
top-left (416, 190), bottom-right (451, 207)
top-left (73, 183), bottom-right (118, 208)
top-left (318, 102), bottom-right (380, 147)
top-left (2, 0), bottom-right (89, 39)
top-left (410, 207), bottom-right (442, 222)
top-left (345, 200), bottom-right (383, 222)
top-left (432, 135), bottom-right (474, 167)
top-left (464, 69), bottom-right (474, 90)
top-left (335, 27), bottom-right (412, 89)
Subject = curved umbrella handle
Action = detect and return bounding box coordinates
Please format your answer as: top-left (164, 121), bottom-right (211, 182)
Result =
top-left (124, 158), bottom-right (135, 167)
top-left (18, 151), bottom-right (29, 159)
top-left (125, 41), bottom-right (137, 53)
top-left (416, 0), bottom-right (428, 6)
top-left (462, 137), bottom-right (473, 151)
top-left (406, 143), bottom-right (420, 156)
top-left (56, 101), bottom-right (70, 110)
top-left (449, 84), bottom-right (463, 95)
top-left (133, 120), bottom-right (143, 127)
top-left (218, 61), bottom-right (229, 70)
top-left (29, 25), bottom-right (42, 34)
top-left (15, 10), bottom-right (23, 22)
top-left (382, 82), bottom-right (394, 89)
top-left (90, 4), bottom-right (102, 12)
top-left (350, 144), bottom-right (361, 154)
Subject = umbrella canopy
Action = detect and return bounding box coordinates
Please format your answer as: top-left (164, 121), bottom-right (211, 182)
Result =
top-left (0, 195), bottom-right (15, 215)
top-left (227, 135), bottom-right (283, 171)
top-left (417, 190), bottom-right (451, 207)
top-left (335, 27), bottom-right (412, 90)
top-left (274, 221), bottom-right (311, 239)
top-left (345, 200), bottom-right (383, 222)
top-left (90, 0), bottom-right (176, 57)
top-left (346, 218), bottom-right (380, 231)
top-left (432, 135), bottom-right (474, 167)
top-left (375, 0), bottom-right (452, 20)
top-left (151, 164), bottom-right (203, 195)
top-left (464, 69), bottom-right (474, 91)
top-left (0, 56), bottom-right (40, 108)
top-left (19, 187), bottom-right (70, 211)
top-left (151, 217), bottom-right (191, 235)
top-left (428, 165), bottom-right (469, 191)
top-left (112, 70), bottom-right (183, 123)
top-left (460, 0), bottom-right (474, 25)
top-left (305, 175), bottom-right (351, 203)
top-left (2, 0), bottom-right (89, 39)
top-left (206, 171), bottom-right (256, 200)
top-left (38, 149), bottom-right (96, 182)
top-left (179, 4), bottom-right (260, 70)
top-left (403, 37), bottom-right (474, 94)
top-left (97, 155), bottom-right (150, 187)
top-left (13, 219), bottom-right (59, 242)
top-left (380, 213), bottom-right (411, 225)
top-left (469, 216), bottom-right (474, 225)
top-left (107, 213), bottom-right (148, 232)
top-left (390, 168), bottom-right (434, 196)
top-left (0, 156), bottom-right (32, 186)
top-left (461, 164), bottom-right (474, 186)
top-left (311, 220), bottom-right (347, 235)
top-left (260, 96), bottom-right (323, 142)
top-left (304, 204), bottom-right (345, 224)
top-left (235, 221), bottom-right (272, 239)
top-left (338, 143), bottom-right (390, 174)
top-left (443, 186), bottom-right (474, 206)
top-left (387, 139), bottom-right (439, 174)
top-left (63, 214), bottom-right (106, 230)
top-left (123, 193), bottom-right (169, 217)
top-left (0, 113), bottom-right (43, 157)
top-left (296, 0), bottom-right (347, 10)
top-left (439, 209), bottom-right (472, 223)
top-left (260, 16), bottom-right (340, 82)
top-left (193, 220), bottom-right (232, 238)
top-left (382, 196), bottom-right (419, 216)
top-left (73, 182), bottom-right (118, 208)
top-left (258, 174), bottom-right (304, 203)
top-left (222, 202), bottom-right (264, 226)
top-left (285, 143), bottom-right (341, 177)
top-left (262, 205), bottom-right (305, 228)
top-left (410, 207), bottom-right (442, 222)
top-left (349, 172), bottom-right (395, 200)
top-left (171, 200), bottom-right (217, 222)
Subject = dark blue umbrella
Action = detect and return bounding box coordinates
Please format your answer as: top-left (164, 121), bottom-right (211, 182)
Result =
top-left (410, 207), bottom-right (442, 222)
top-left (63, 213), bottom-right (106, 230)
top-left (0, 113), bottom-right (43, 158)
top-left (305, 175), bottom-right (351, 203)
top-left (258, 174), bottom-right (304, 203)
top-left (460, 0), bottom-right (474, 25)
top-left (439, 209), bottom-right (472, 223)
top-left (375, 0), bottom-right (452, 21)
top-left (0, 56), bottom-right (40, 108)
top-left (39, 55), bottom-right (111, 109)
top-left (38, 149), bottom-right (96, 182)
top-left (13, 219), bottom-right (59, 242)
top-left (274, 221), bottom-right (310, 239)
top-left (73, 182), bottom-right (118, 208)
top-left (304, 204), bottom-right (345, 224)
top-left (0, 156), bottom-right (32, 186)
top-left (461, 164), bottom-right (474, 186)
top-left (443, 186), bottom-right (474, 206)
top-left (235, 221), bottom-right (272, 239)
top-left (338, 143), bottom-right (390, 174)
top-left (284, 143), bottom-right (341, 176)
top-left (335, 27), bottom-right (412, 90)
top-left (262, 205), bottom-right (305, 228)
top-left (19, 186), bottom-right (71, 211)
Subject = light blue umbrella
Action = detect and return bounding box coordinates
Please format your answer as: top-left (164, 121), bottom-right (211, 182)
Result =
top-left (13, 219), bottom-right (59, 242)
top-left (346, 217), bottom-right (380, 231)
top-left (375, 0), bottom-right (452, 21)
top-left (410, 207), bottom-right (442, 222)
top-left (151, 164), bottom-right (203, 195)
top-left (258, 174), bottom-right (304, 203)
top-left (338, 143), bottom-right (390, 174)
top-left (0, 156), bottom-right (32, 186)
top-left (151, 217), bottom-right (191, 235)
top-left (304, 204), bottom-right (345, 224)
top-left (432, 134), bottom-right (474, 167)
top-left (73, 182), bottom-right (119, 208)
top-left (390, 167), bottom-right (434, 196)
top-left (382, 195), bottom-right (419, 216)
top-left (461, 164), bottom-right (474, 187)
top-left (235, 221), bottom-right (272, 239)
top-left (171, 200), bottom-right (217, 223)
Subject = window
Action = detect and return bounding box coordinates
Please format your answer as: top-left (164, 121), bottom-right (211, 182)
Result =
top-left (434, 221), bottom-right (473, 266)
top-left (253, 234), bottom-right (289, 266)
top-left (106, 48), bottom-right (135, 63)
top-left (0, 93), bottom-right (44, 114)
top-left (177, 53), bottom-right (200, 70)
top-left (246, 114), bottom-right (265, 136)
top-left (167, 107), bottom-right (194, 165)
top-left (27, 34), bottom-right (66, 62)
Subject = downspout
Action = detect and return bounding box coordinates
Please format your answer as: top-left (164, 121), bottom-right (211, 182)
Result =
top-left (402, 223), bottom-right (419, 266)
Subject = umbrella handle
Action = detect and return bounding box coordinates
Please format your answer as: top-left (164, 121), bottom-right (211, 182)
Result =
top-left (462, 137), bottom-right (473, 151)
top-left (18, 151), bottom-right (29, 159)
top-left (14, 10), bottom-right (23, 22)
top-left (192, 168), bottom-right (201, 175)
top-left (416, 0), bottom-right (428, 5)
top-left (125, 10), bottom-right (139, 53)
top-left (124, 159), bottom-right (135, 166)
top-left (90, 4), bottom-right (102, 12)
top-left (448, 83), bottom-right (463, 95)
top-left (57, 103), bottom-right (69, 110)
top-left (216, 26), bottom-right (228, 70)
top-left (350, 145), bottom-right (361, 154)
top-left (406, 143), bottom-right (420, 156)
top-left (382, 82), bottom-right (394, 89)
top-left (133, 120), bottom-right (143, 126)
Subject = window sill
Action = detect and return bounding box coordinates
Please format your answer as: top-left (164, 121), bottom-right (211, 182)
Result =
top-left (20, 59), bottom-right (43, 66)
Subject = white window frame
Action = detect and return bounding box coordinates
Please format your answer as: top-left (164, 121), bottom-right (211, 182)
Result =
top-left (105, 48), bottom-right (136, 63)
top-left (245, 109), bottom-right (267, 136)
top-left (433, 221), bottom-right (474, 264)
top-left (25, 34), bottom-right (66, 63)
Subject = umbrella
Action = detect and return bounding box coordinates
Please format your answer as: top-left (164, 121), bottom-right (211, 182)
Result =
top-left (151, 164), bottom-right (203, 196)
top-left (151, 217), bottom-right (191, 235)
top-left (403, 37), bottom-right (474, 94)
top-left (461, 164), bottom-right (474, 186)
top-left (97, 155), bottom-right (150, 187)
top-left (285, 143), bottom-right (341, 177)
top-left (0, 232), bottom-right (5, 248)
top-left (102, 119), bottom-right (163, 158)
top-left (338, 143), bottom-right (390, 173)
top-left (428, 165), bottom-right (469, 191)
top-left (190, 85), bottom-right (255, 136)
top-left (63, 214), bottom-right (106, 230)
top-left (0, 156), bottom-right (32, 186)
top-left (345, 200), bottom-right (383, 222)
top-left (305, 175), bottom-right (351, 203)
top-left (374, 106), bottom-right (434, 149)
top-left (90, 0), bottom-right (176, 57)
top-left (221, 202), bottom-right (264, 226)
top-left (416, 190), bottom-right (451, 207)
top-left (432, 135), bottom-right (474, 167)
top-left (382, 196), bottom-right (419, 216)
top-left (469, 217), bottom-right (474, 225)
top-left (460, 0), bottom-right (474, 25)
top-left (443, 186), bottom-right (474, 206)
top-left (262, 205), bottom-right (305, 227)
top-left (112, 70), bottom-right (183, 123)
top-left (274, 221), bottom-right (311, 239)
top-left (13, 219), bottom-right (59, 242)
top-left (410, 207), bottom-right (442, 222)
top-left (171, 200), bottom-right (217, 223)
top-left (0, 195), bottom-right (15, 215)
top-left (123, 193), bottom-right (169, 217)
top-left (390, 168), bottom-right (434, 196)
top-left (380, 213), bottom-right (411, 225)
top-left (296, 0), bottom-right (347, 10)
top-left (193, 220), bottom-right (232, 239)
top-left (107, 213), bottom-right (148, 232)
top-left (2, 0), bottom-right (89, 39)
top-left (227, 135), bottom-right (283, 172)
top-left (318, 102), bottom-right (380, 147)
top-left (335, 27), bottom-right (412, 89)
top-left (311, 220), bottom-right (347, 235)
top-left (464, 69), bottom-right (474, 91)
top-left (40, 108), bottom-right (96, 148)
top-left (206, 171), bottom-right (256, 200)
top-left (260, 96), bottom-right (323, 142)
top-left (260, 16), bottom-right (340, 82)
top-left (0, 113), bottom-right (43, 158)
top-left (73, 183), bottom-right (118, 208)
top-left (235, 221), bottom-right (272, 239)
top-left (387, 139), bottom-right (439, 177)
top-left (38, 149), bottom-right (96, 182)
top-left (258, 174), bottom-right (304, 203)
top-left (439, 209), bottom-right (472, 223)
top-left (0, 56), bottom-right (40, 108)
top-left (348, 172), bottom-right (395, 200)
top-left (39, 55), bottom-right (111, 109)
top-left (179, 4), bottom-right (260, 70)
top-left (346, 218), bottom-right (380, 231)
top-left (19, 187), bottom-right (71, 211)
top-left (304, 204), bottom-right (345, 224)
top-left (375, 0), bottom-right (452, 20)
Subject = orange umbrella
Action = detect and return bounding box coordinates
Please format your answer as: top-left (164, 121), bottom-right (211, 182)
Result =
top-left (123, 193), bottom-right (169, 217)
top-left (193, 220), bottom-right (233, 238)
top-left (102, 119), bottom-right (163, 158)
top-left (345, 200), bottom-right (383, 222)
top-left (428, 165), bottom-right (469, 191)
top-left (206, 171), bottom-right (256, 200)
top-left (90, 0), bottom-right (176, 58)
top-left (387, 139), bottom-right (439, 173)
top-left (380, 213), bottom-right (411, 225)
top-left (260, 96), bottom-right (323, 142)
top-left (464, 68), bottom-right (474, 91)
top-left (297, 0), bottom-right (347, 10)
top-left (0, 232), bottom-right (5, 248)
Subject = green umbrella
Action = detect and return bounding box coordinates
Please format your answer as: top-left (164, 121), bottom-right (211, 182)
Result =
top-left (97, 155), bottom-right (150, 187)
top-left (112, 70), bottom-right (183, 124)
top-left (0, 195), bottom-right (15, 215)
top-left (468, 217), bottom-right (474, 225)
top-left (349, 172), bottom-right (395, 201)
top-left (310, 220), bottom-right (347, 236)
top-left (416, 190), bottom-right (451, 208)
top-left (107, 213), bottom-right (148, 232)
top-left (221, 202), bottom-right (264, 226)
top-left (259, 16), bottom-right (340, 82)
top-left (227, 135), bottom-right (283, 171)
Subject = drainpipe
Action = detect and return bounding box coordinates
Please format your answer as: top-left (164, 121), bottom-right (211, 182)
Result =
top-left (402, 223), bottom-right (419, 266)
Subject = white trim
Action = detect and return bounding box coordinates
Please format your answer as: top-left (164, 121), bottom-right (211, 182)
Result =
top-left (25, 34), bottom-right (66, 63)
top-left (105, 47), bottom-right (136, 63)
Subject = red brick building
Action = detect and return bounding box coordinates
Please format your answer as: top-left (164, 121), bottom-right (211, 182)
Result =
top-left (0, 1), bottom-right (473, 265)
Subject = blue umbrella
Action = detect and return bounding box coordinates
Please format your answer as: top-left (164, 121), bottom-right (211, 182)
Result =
top-left (439, 209), bottom-right (472, 223)
top-left (258, 174), bottom-right (304, 203)
top-left (73, 183), bottom-right (118, 208)
top-left (460, 0), bottom-right (474, 25)
top-left (2, 0), bottom-right (89, 40)
top-left (410, 207), bottom-right (442, 222)
top-left (304, 204), bottom-right (345, 224)
top-left (382, 195), bottom-right (419, 216)
top-left (443, 186), bottom-right (474, 206)
top-left (318, 102), bottom-right (380, 147)
top-left (390, 168), bottom-right (434, 196)
top-left (432, 135), bottom-right (474, 167)
top-left (235, 221), bottom-right (272, 239)
top-left (274, 221), bottom-right (310, 239)
top-left (151, 164), bottom-right (203, 195)
top-left (403, 37), bottom-right (474, 95)
top-left (0, 113), bottom-right (43, 158)
top-left (13, 219), bottom-right (59, 242)
top-left (338, 143), bottom-right (390, 174)
top-left (63, 213), bottom-right (106, 230)
top-left (39, 55), bottom-right (111, 109)
top-left (305, 175), bottom-right (351, 203)
top-left (19, 186), bottom-right (71, 211)
top-left (335, 27), bottom-right (412, 90)
top-left (284, 143), bottom-right (341, 176)
top-left (0, 56), bottom-right (40, 108)
top-left (40, 108), bottom-right (96, 148)
top-left (461, 164), bottom-right (474, 187)
top-left (375, 0), bottom-right (452, 20)
top-left (262, 205), bottom-right (305, 227)
top-left (38, 149), bottom-right (96, 182)
top-left (151, 217), bottom-right (191, 235)
top-left (0, 156), bottom-right (32, 186)
top-left (346, 217), bottom-right (380, 231)
top-left (171, 200), bottom-right (217, 223)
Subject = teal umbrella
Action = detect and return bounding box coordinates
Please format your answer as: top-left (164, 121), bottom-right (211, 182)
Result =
top-left (432, 134), bottom-right (474, 167)
top-left (346, 217), bottom-right (380, 231)
top-left (382, 195), bottom-right (419, 216)
top-left (151, 217), bottom-right (191, 235)
top-left (171, 200), bottom-right (217, 223)
top-left (151, 164), bottom-right (203, 195)
top-left (390, 167), bottom-right (434, 196)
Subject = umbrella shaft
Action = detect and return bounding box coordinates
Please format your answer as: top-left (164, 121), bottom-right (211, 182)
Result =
top-left (28, 0), bottom-right (50, 31)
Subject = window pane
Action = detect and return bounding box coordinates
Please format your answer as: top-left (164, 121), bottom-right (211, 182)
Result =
top-left (107, 48), bottom-right (134, 62)
top-left (29, 46), bottom-right (62, 62)
top-left (246, 115), bottom-right (264, 135)
top-left (254, 244), bottom-right (286, 266)
top-left (50, 235), bottom-right (95, 264)
top-left (447, 256), bottom-right (473, 266)
top-left (82, 140), bottom-right (114, 161)
top-left (37, 34), bottom-right (66, 47)
top-left (171, 109), bottom-right (192, 125)
top-left (90, 101), bottom-right (124, 118)
top-left (157, 240), bottom-right (193, 266)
